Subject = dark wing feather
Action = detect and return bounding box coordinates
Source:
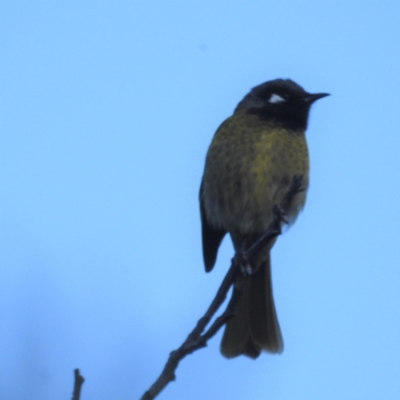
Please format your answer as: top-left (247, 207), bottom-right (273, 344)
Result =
top-left (199, 180), bottom-right (227, 272)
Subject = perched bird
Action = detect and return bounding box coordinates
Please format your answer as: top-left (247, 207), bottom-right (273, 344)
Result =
top-left (199, 79), bottom-right (328, 358)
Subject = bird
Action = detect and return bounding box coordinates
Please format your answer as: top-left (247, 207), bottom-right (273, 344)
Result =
top-left (199, 79), bottom-right (329, 358)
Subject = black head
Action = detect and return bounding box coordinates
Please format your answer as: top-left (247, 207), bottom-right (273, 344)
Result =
top-left (235, 79), bottom-right (329, 130)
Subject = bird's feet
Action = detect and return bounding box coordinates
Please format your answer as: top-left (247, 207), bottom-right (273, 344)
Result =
top-left (232, 249), bottom-right (253, 276)
top-left (273, 204), bottom-right (289, 224)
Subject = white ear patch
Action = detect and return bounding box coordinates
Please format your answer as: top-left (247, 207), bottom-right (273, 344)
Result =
top-left (269, 93), bottom-right (286, 103)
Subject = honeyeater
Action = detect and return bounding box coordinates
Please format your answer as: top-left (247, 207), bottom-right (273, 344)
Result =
top-left (199, 79), bottom-right (328, 358)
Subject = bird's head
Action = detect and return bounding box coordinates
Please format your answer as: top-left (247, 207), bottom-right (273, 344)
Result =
top-left (235, 79), bottom-right (329, 130)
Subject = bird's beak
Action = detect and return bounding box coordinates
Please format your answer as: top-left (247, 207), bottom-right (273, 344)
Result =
top-left (304, 93), bottom-right (330, 103)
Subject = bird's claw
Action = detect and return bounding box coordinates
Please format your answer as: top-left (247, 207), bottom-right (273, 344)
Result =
top-left (233, 250), bottom-right (253, 276)
top-left (292, 174), bottom-right (306, 192)
top-left (273, 205), bottom-right (289, 224)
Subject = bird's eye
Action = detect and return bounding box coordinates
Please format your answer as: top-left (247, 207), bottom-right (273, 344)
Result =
top-left (268, 94), bottom-right (286, 103)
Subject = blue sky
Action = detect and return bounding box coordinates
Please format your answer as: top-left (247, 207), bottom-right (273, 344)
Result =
top-left (1, 1), bottom-right (400, 399)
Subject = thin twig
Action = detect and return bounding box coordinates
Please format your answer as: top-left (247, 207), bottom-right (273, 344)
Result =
top-left (140, 261), bottom-right (239, 400)
top-left (140, 175), bottom-right (304, 400)
top-left (71, 369), bottom-right (84, 400)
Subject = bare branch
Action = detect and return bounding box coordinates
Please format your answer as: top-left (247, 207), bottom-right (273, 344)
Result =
top-left (71, 369), bottom-right (84, 400)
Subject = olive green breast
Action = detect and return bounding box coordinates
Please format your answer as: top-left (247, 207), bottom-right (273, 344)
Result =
top-left (202, 110), bottom-right (309, 235)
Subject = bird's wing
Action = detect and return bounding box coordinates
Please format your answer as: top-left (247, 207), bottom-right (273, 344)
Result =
top-left (199, 180), bottom-right (227, 272)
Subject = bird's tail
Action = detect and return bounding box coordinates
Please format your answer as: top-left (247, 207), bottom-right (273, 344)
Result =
top-left (220, 254), bottom-right (283, 358)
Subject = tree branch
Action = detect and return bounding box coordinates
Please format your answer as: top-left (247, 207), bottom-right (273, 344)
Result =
top-left (140, 175), bottom-right (304, 400)
top-left (71, 368), bottom-right (84, 400)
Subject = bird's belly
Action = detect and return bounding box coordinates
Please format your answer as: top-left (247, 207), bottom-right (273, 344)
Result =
top-left (203, 129), bottom-right (309, 235)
